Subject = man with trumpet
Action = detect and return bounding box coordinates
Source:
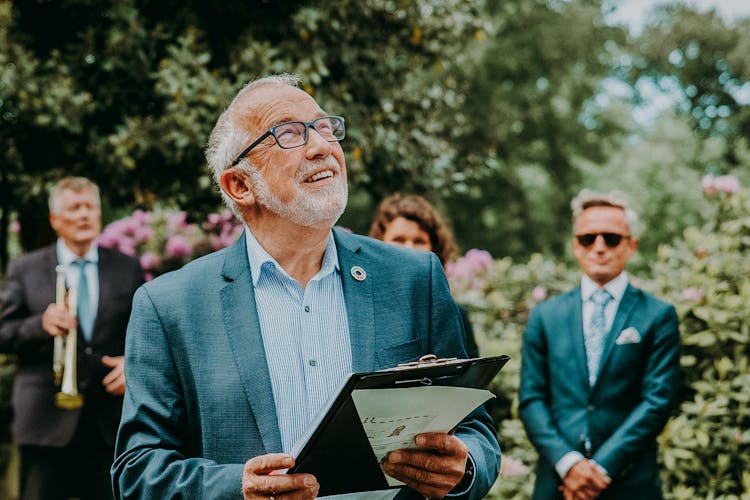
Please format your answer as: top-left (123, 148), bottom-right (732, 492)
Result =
top-left (0, 177), bottom-right (143, 500)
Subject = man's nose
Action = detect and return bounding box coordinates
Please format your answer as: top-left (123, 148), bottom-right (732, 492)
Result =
top-left (592, 235), bottom-right (608, 250)
top-left (305, 128), bottom-right (333, 159)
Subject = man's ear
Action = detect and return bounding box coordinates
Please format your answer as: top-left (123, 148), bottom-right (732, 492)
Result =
top-left (220, 168), bottom-right (256, 207)
top-left (49, 213), bottom-right (60, 233)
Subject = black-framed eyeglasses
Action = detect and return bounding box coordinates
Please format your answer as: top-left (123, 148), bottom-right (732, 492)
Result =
top-left (230, 115), bottom-right (346, 167)
top-left (575, 233), bottom-right (630, 248)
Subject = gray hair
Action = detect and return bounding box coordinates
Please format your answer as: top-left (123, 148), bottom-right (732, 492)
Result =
top-left (205, 74), bottom-right (301, 216)
top-left (571, 189), bottom-right (640, 236)
top-left (49, 177), bottom-right (101, 214)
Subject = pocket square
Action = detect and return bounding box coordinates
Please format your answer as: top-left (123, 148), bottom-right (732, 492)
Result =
top-left (615, 327), bottom-right (641, 345)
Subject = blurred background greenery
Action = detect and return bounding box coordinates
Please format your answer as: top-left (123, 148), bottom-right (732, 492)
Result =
top-left (1, 0), bottom-right (748, 268)
top-left (1, 0), bottom-right (749, 498)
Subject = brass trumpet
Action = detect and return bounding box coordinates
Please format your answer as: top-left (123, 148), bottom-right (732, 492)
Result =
top-left (53, 265), bottom-right (84, 410)
top-left (53, 266), bottom-right (66, 386)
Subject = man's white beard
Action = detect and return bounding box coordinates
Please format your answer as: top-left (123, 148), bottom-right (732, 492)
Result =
top-left (247, 158), bottom-right (348, 228)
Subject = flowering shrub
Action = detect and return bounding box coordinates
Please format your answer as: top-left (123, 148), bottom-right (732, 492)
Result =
top-left (701, 173), bottom-right (741, 195)
top-left (98, 208), bottom-right (243, 281)
top-left (652, 176), bottom-right (749, 498)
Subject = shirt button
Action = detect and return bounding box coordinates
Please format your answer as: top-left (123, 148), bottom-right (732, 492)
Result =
top-left (309, 359), bottom-right (317, 367)
top-left (84, 347), bottom-right (93, 355)
top-left (588, 405), bottom-right (595, 411)
top-left (304, 305), bottom-right (310, 312)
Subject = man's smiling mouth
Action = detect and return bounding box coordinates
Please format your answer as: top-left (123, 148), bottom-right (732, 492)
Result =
top-left (305, 170), bottom-right (335, 183)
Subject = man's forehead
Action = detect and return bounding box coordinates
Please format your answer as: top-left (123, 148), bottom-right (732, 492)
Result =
top-left (575, 205), bottom-right (627, 227)
top-left (237, 84), bottom-right (324, 126)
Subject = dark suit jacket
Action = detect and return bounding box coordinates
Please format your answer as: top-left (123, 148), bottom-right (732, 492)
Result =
top-left (112, 229), bottom-right (500, 499)
top-left (0, 244), bottom-right (143, 447)
top-left (519, 283), bottom-right (680, 499)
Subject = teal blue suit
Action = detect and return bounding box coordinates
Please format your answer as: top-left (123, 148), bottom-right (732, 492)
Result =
top-left (112, 229), bottom-right (500, 499)
top-left (519, 284), bottom-right (680, 499)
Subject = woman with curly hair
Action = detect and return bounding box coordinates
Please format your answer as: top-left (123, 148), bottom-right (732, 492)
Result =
top-left (369, 193), bottom-right (479, 358)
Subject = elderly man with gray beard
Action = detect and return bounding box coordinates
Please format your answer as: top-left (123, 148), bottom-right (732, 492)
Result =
top-left (112, 74), bottom-right (500, 500)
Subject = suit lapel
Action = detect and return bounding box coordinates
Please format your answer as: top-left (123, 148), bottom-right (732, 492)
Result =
top-left (594, 283), bottom-right (638, 389)
top-left (219, 234), bottom-right (283, 454)
top-left (94, 248), bottom-right (114, 338)
top-left (565, 288), bottom-right (590, 390)
top-left (42, 246), bottom-right (59, 305)
top-left (333, 229), bottom-right (376, 373)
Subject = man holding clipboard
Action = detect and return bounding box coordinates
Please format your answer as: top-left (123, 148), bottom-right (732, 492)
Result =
top-left (112, 74), bottom-right (500, 499)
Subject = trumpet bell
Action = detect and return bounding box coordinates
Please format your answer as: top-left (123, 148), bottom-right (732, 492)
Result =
top-left (55, 392), bottom-right (84, 410)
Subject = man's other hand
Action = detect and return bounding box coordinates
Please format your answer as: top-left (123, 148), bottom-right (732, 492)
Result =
top-left (382, 432), bottom-right (469, 499)
top-left (102, 355), bottom-right (126, 396)
top-left (560, 459), bottom-right (611, 500)
top-left (41, 303), bottom-right (76, 337)
top-left (242, 454), bottom-right (318, 500)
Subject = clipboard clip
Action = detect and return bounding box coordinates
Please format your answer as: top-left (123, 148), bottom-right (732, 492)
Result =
top-left (393, 354), bottom-right (459, 370)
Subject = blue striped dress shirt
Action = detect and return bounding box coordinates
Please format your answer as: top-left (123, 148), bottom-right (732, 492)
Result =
top-left (244, 228), bottom-right (353, 454)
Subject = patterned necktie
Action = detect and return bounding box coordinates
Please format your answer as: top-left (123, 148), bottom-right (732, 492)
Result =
top-left (585, 288), bottom-right (613, 386)
top-left (74, 259), bottom-right (95, 342)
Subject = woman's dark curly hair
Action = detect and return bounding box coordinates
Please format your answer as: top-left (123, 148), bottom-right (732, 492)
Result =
top-left (369, 193), bottom-right (459, 267)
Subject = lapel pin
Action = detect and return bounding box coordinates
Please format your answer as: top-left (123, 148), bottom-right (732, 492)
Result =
top-left (350, 266), bottom-right (366, 282)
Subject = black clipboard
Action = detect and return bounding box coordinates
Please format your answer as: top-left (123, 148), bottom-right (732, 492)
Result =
top-left (288, 354), bottom-right (510, 496)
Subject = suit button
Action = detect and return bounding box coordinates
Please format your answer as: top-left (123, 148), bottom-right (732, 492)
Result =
top-left (588, 405), bottom-right (595, 411)
top-left (84, 347), bottom-right (93, 355)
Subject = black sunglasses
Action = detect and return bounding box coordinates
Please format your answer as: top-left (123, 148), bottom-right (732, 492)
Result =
top-left (575, 233), bottom-right (630, 248)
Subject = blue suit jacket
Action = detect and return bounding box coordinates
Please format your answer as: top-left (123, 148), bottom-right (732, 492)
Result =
top-left (518, 283), bottom-right (680, 499)
top-left (112, 229), bottom-right (500, 499)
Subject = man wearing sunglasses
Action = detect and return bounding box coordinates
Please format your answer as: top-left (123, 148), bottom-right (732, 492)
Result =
top-left (112, 74), bottom-right (499, 500)
top-left (519, 189), bottom-right (681, 500)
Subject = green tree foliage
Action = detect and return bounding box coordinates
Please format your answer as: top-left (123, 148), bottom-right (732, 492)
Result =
top-left (1, 0), bottom-right (488, 243)
top-left (443, 0), bottom-right (626, 257)
top-left (2, 0), bottom-right (633, 267)
top-left (626, 6), bottom-right (750, 165)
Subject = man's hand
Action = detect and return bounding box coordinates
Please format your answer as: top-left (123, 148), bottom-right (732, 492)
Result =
top-left (559, 460), bottom-right (610, 500)
top-left (242, 454), bottom-right (318, 500)
top-left (102, 355), bottom-right (126, 396)
top-left (41, 303), bottom-right (76, 337)
top-left (382, 432), bottom-right (469, 499)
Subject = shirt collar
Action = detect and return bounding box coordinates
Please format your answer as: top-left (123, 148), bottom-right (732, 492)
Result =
top-left (244, 227), bottom-right (339, 287)
top-left (581, 271), bottom-right (628, 303)
top-left (56, 239), bottom-right (99, 266)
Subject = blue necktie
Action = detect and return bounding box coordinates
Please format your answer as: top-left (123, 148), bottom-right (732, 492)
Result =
top-left (585, 289), bottom-right (613, 386)
top-left (74, 260), bottom-right (95, 342)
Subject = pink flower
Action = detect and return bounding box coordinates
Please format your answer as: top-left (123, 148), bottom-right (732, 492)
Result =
top-left (167, 211), bottom-right (188, 232)
top-left (10, 221), bottom-right (21, 234)
top-left (133, 225), bottom-right (154, 243)
top-left (714, 175), bottom-right (740, 194)
top-left (445, 260), bottom-right (471, 279)
top-left (500, 456), bottom-right (529, 478)
top-left (207, 213), bottom-right (222, 225)
top-left (132, 209), bottom-right (151, 224)
top-left (139, 252), bottom-right (161, 270)
top-left (464, 249), bottom-right (493, 270)
top-left (531, 286), bottom-right (548, 301)
top-left (117, 240), bottom-right (137, 257)
top-left (703, 174), bottom-right (741, 195)
top-left (144, 272), bottom-right (155, 282)
top-left (680, 287), bottom-right (704, 302)
top-left (165, 235), bottom-right (192, 258)
top-left (702, 175), bottom-right (716, 194)
top-left (446, 249), bottom-right (493, 280)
